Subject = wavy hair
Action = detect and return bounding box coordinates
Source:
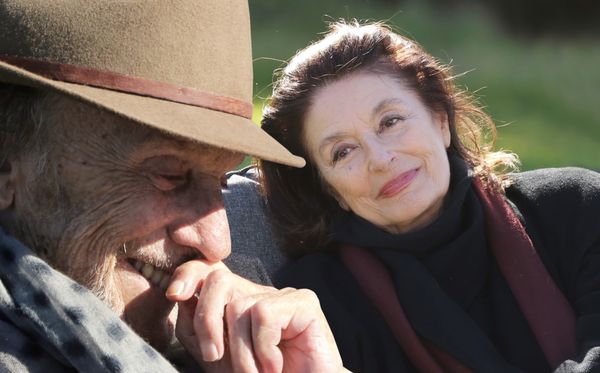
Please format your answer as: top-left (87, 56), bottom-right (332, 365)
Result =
top-left (259, 21), bottom-right (519, 257)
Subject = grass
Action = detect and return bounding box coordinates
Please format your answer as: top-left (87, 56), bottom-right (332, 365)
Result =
top-left (247, 0), bottom-right (600, 171)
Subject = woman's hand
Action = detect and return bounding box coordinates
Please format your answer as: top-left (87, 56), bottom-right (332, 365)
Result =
top-left (165, 260), bottom-right (347, 373)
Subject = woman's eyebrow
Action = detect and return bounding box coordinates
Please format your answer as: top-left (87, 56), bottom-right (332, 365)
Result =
top-left (319, 132), bottom-right (346, 155)
top-left (371, 98), bottom-right (405, 119)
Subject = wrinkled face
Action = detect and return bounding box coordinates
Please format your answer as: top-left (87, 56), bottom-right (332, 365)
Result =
top-left (9, 96), bottom-right (242, 351)
top-left (303, 72), bottom-right (451, 233)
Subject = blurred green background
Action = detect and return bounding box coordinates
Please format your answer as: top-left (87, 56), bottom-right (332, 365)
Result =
top-left (247, 0), bottom-right (600, 171)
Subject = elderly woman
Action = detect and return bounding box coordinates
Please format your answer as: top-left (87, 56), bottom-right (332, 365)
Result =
top-left (258, 22), bottom-right (600, 372)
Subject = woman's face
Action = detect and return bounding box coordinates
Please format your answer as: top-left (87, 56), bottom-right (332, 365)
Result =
top-left (303, 72), bottom-right (452, 234)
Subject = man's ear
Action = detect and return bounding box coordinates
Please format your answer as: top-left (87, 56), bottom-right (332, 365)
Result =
top-left (0, 158), bottom-right (16, 210)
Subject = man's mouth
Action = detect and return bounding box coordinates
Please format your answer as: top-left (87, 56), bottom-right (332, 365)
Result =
top-left (129, 259), bottom-right (172, 290)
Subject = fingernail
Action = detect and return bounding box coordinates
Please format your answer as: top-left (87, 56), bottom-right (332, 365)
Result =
top-left (166, 280), bottom-right (185, 297)
top-left (201, 341), bottom-right (219, 362)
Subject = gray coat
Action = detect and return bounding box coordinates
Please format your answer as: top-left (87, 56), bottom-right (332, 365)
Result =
top-left (223, 166), bottom-right (287, 279)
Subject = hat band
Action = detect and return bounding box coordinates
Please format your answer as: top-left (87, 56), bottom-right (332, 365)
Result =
top-left (0, 55), bottom-right (252, 119)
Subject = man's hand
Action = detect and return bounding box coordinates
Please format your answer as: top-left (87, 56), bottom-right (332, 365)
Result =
top-left (165, 260), bottom-right (347, 373)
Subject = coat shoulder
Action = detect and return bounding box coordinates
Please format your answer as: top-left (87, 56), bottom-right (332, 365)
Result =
top-left (508, 167), bottom-right (600, 199)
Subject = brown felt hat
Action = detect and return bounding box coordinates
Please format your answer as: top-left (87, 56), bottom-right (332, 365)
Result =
top-left (0, 0), bottom-right (305, 167)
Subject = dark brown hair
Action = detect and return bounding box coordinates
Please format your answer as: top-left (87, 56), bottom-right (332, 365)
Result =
top-left (259, 21), bottom-right (518, 257)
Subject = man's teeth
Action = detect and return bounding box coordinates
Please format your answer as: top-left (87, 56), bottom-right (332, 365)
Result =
top-left (132, 260), bottom-right (171, 290)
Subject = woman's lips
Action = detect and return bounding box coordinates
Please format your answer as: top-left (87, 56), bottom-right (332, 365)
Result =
top-left (377, 168), bottom-right (419, 199)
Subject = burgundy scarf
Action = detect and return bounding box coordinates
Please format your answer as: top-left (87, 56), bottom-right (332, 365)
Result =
top-left (340, 177), bottom-right (577, 372)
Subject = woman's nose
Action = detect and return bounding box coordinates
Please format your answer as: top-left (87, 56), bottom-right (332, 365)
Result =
top-left (367, 143), bottom-right (395, 172)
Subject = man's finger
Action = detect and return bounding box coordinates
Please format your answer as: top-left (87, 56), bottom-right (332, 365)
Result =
top-left (250, 288), bottom-right (343, 373)
top-left (226, 296), bottom-right (261, 373)
top-left (166, 259), bottom-right (229, 301)
top-left (192, 269), bottom-right (237, 362)
top-left (250, 301), bottom-right (284, 373)
top-left (175, 298), bottom-right (203, 363)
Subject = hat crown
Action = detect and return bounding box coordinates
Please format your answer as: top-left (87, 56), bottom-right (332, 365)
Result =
top-left (0, 0), bottom-right (252, 101)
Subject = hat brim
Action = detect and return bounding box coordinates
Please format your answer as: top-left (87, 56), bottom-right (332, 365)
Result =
top-left (0, 60), bottom-right (305, 168)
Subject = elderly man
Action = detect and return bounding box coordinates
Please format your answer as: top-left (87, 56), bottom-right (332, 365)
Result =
top-left (0, 1), bottom-right (344, 372)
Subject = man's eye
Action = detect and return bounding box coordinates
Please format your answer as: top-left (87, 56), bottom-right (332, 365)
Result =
top-left (150, 173), bottom-right (188, 191)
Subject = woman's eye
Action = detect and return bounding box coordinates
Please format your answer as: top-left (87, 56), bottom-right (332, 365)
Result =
top-left (332, 146), bottom-right (354, 165)
top-left (378, 115), bottom-right (404, 133)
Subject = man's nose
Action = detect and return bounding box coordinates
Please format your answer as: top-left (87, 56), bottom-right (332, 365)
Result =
top-left (167, 194), bottom-right (231, 262)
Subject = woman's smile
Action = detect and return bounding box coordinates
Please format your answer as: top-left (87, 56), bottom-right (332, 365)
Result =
top-left (303, 72), bottom-right (451, 233)
top-left (377, 167), bottom-right (420, 199)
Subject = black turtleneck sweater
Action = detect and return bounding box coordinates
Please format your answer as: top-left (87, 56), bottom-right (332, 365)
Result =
top-left (275, 165), bottom-right (600, 373)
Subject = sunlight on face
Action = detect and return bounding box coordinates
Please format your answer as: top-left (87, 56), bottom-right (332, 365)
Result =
top-left (13, 96), bottom-right (243, 351)
top-left (303, 72), bottom-right (452, 234)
